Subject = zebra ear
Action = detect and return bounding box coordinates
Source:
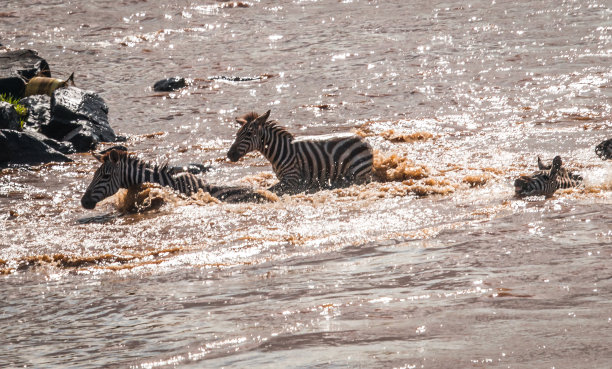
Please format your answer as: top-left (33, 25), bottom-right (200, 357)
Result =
top-left (550, 156), bottom-right (562, 177)
top-left (92, 152), bottom-right (103, 162)
top-left (255, 110), bottom-right (271, 125)
top-left (109, 149), bottom-right (121, 164)
top-left (537, 156), bottom-right (545, 170)
top-left (235, 117), bottom-right (248, 126)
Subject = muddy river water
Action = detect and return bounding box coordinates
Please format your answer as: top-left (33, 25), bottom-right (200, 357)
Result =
top-left (1, 0), bottom-right (611, 367)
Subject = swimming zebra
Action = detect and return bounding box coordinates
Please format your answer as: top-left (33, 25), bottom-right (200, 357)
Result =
top-left (537, 156), bottom-right (583, 189)
top-left (227, 110), bottom-right (373, 195)
top-left (514, 156), bottom-right (562, 197)
top-left (595, 138), bottom-right (612, 160)
top-left (81, 149), bottom-right (268, 209)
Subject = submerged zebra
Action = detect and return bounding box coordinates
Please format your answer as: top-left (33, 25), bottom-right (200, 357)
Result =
top-left (514, 156), bottom-right (563, 197)
top-left (227, 110), bottom-right (373, 195)
top-left (536, 156), bottom-right (583, 189)
top-left (81, 149), bottom-right (268, 209)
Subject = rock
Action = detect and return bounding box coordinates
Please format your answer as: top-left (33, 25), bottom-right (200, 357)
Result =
top-left (0, 129), bottom-right (72, 167)
top-left (0, 49), bottom-right (50, 98)
top-left (41, 87), bottom-right (116, 152)
top-left (153, 77), bottom-right (186, 92)
top-left (596, 138), bottom-right (612, 160)
top-left (23, 129), bottom-right (75, 155)
top-left (20, 94), bottom-right (50, 129)
top-left (0, 101), bottom-right (21, 130)
top-left (0, 76), bottom-right (26, 99)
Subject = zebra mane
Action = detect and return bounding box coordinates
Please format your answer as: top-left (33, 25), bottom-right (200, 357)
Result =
top-left (263, 120), bottom-right (295, 141)
top-left (237, 111), bottom-right (260, 124)
top-left (103, 149), bottom-right (171, 174)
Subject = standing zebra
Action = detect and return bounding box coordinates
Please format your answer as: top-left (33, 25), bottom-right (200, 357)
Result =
top-left (536, 156), bottom-right (583, 189)
top-left (514, 156), bottom-right (563, 197)
top-left (81, 149), bottom-right (268, 209)
top-left (227, 110), bottom-right (373, 195)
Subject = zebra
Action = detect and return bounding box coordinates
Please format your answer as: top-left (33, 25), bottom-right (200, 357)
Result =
top-left (595, 138), bottom-right (612, 160)
top-left (514, 156), bottom-right (563, 197)
top-left (536, 156), bottom-right (583, 189)
top-left (226, 110), bottom-right (374, 195)
top-left (81, 149), bottom-right (268, 209)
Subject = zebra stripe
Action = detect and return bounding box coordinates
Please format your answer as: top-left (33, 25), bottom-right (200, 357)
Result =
top-left (536, 156), bottom-right (583, 189)
top-left (514, 156), bottom-right (562, 197)
top-left (227, 110), bottom-right (374, 195)
top-left (81, 149), bottom-right (267, 209)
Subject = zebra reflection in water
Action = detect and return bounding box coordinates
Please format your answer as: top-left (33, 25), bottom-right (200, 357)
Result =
top-left (227, 110), bottom-right (373, 195)
top-left (81, 149), bottom-right (268, 209)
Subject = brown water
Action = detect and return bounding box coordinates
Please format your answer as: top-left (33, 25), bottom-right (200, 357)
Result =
top-left (1, 0), bottom-right (611, 367)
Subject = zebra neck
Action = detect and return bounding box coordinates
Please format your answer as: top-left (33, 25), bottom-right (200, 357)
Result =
top-left (259, 125), bottom-right (295, 169)
top-left (121, 158), bottom-right (175, 189)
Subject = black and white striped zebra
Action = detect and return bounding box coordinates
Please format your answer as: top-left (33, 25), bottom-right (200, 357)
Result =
top-left (227, 110), bottom-right (373, 195)
top-left (595, 138), bottom-right (612, 160)
top-left (81, 149), bottom-right (268, 209)
top-left (514, 156), bottom-right (562, 197)
top-left (537, 156), bottom-right (583, 189)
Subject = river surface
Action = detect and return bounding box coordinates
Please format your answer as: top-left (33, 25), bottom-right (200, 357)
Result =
top-left (1, 0), bottom-right (611, 368)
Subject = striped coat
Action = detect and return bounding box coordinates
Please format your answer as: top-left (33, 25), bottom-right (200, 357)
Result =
top-left (536, 156), bottom-right (583, 189)
top-left (81, 149), bottom-right (267, 209)
top-left (514, 156), bottom-right (562, 197)
top-left (227, 110), bottom-right (373, 195)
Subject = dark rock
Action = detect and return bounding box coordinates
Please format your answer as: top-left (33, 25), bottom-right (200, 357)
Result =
top-left (0, 129), bottom-right (72, 167)
top-left (41, 87), bottom-right (116, 152)
top-left (0, 76), bottom-right (26, 99)
top-left (153, 77), bottom-right (186, 92)
top-left (20, 94), bottom-right (50, 129)
top-left (0, 49), bottom-right (50, 98)
top-left (0, 101), bottom-right (21, 130)
top-left (595, 138), bottom-right (612, 160)
top-left (23, 129), bottom-right (75, 154)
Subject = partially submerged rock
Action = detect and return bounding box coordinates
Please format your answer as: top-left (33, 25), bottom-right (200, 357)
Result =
top-left (153, 77), bottom-right (186, 92)
top-left (0, 129), bottom-right (72, 167)
top-left (40, 87), bottom-right (116, 152)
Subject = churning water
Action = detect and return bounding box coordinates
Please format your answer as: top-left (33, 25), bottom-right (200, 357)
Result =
top-left (1, 0), bottom-right (611, 367)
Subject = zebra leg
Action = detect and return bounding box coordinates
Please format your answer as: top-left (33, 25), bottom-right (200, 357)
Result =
top-left (268, 180), bottom-right (304, 195)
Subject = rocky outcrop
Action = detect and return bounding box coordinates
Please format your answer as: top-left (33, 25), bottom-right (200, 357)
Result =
top-left (0, 101), bottom-right (21, 130)
top-left (40, 87), bottom-right (116, 152)
top-left (20, 94), bottom-right (50, 129)
top-left (0, 49), bottom-right (50, 98)
top-left (153, 77), bottom-right (186, 92)
top-left (0, 129), bottom-right (72, 167)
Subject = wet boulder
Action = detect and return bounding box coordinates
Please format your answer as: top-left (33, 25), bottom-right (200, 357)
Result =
top-left (596, 138), bottom-right (612, 160)
top-left (40, 86), bottom-right (116, 152)
top-left (0, 129), bottom-right (72, 167)
top-left (153, 77), bottom-right (186, 92)
top-left (0, 49), bottom-right (50, 98)
top-left (0, 101), bottom-right (21, 130)
top-left (20, 94), bottom-right (50, 130)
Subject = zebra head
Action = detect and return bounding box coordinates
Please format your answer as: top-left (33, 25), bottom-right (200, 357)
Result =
top-left (81, 149), bottom-right (124, 209)
top-left (227, 110), bottom-right (271, 162)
